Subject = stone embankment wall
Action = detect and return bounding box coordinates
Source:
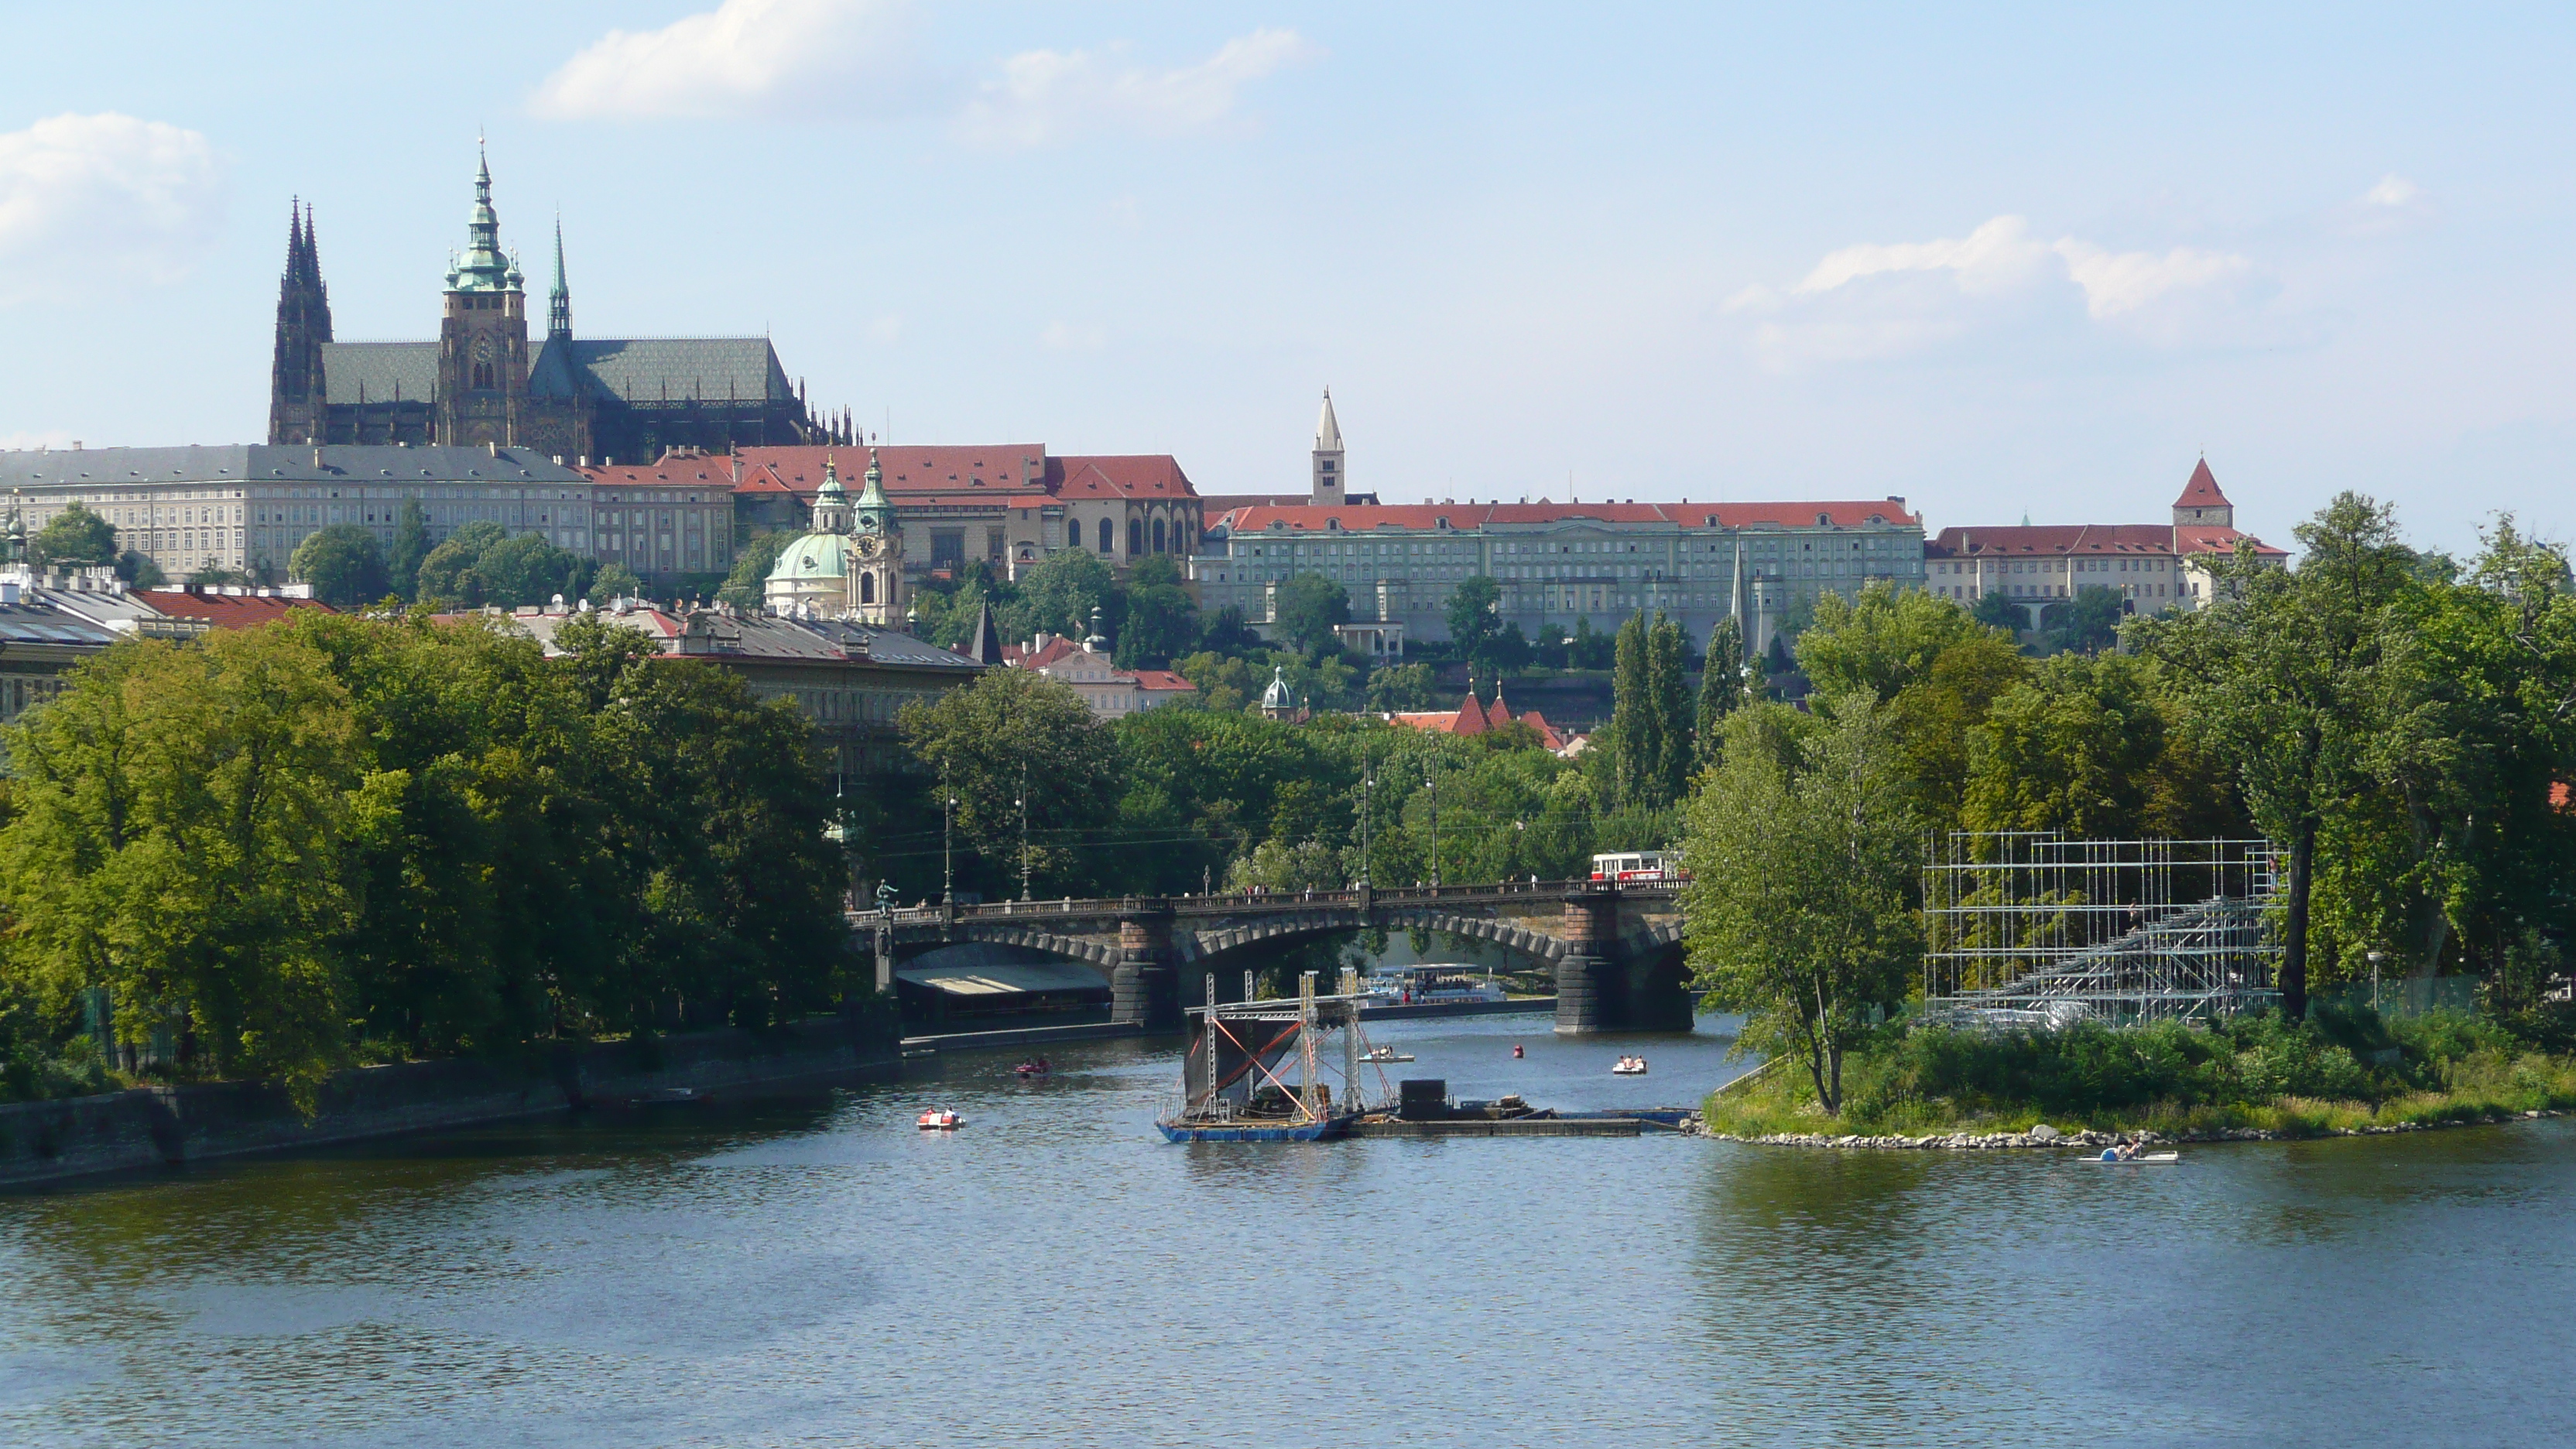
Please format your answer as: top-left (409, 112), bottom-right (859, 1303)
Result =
top-left (0, 1012), bottom-right (900, 1188)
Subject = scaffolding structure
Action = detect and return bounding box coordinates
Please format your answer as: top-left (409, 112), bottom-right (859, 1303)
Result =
top-left (1920, 833), bottom-right (2282, 1027)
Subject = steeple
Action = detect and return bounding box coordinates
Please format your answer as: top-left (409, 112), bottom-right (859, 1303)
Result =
top-left (268, 199), bottom-right (334, 444)
top-left (810, 453), bottom-right (852, 534)
top-left (446, 142), bottom-right (519, 294)
top-left (1310, 386), bottom-right (1345, 506)
top-left (2172, 457), bottom-right (2234, 529)
top-left (547, 215), bottom-right (571, 341)
top-left (854, 447), bottom-right (892, 535)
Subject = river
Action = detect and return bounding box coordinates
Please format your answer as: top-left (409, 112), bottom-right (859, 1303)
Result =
top-left (3, 1013), bottom-right (2572, 1447)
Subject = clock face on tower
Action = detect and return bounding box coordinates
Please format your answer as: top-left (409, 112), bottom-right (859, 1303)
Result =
top-left (854, 536), bottom-right (879, 559)
top-left (473, 335), bottom-right (494, 364)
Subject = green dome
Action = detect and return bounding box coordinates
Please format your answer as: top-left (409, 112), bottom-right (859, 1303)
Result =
top-left (767, 531), bottom-right (852, 582)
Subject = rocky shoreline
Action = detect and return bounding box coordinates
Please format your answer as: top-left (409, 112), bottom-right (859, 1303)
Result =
top-left (1680, 1107), bottom-right (2564, 1149)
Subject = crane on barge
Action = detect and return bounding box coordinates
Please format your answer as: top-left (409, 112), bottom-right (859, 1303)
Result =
top-left (1157, 969), bottom-right (1396, 1142)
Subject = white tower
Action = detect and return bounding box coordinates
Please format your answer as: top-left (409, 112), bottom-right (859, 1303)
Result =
top-left (1311, 388), bottom-right (1345, 506)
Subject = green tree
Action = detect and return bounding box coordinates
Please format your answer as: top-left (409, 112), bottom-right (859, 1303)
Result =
top-left (412, 520), bottom-right (506, 605)
top-left (1646, 611), bottom-right (1692, 802)
top-left (1273, 572), bottom-right (1351, 656)
top-left (1961, 653), bottom-right (2171, 837)
top-left (1684, 697), bottom-right (1920, 1114)
top-left (1446, 576), bottom-right (1502, 666)
top-left (2136, 495), bottom-right (2419, 1019)
top-left (0, 631), bottom-right (363, 1097)
top-left (117, 550), bottom-right (166, 589)
top-left (1697, 615), bottom-right (1747, 769)
top-left (899, 670), bottom-right (1122, 898)
top-left (32, 503), bottom-right (117, 568)
top-left (1798, 583), bottom-right (2002, 704)
top-left (2042, 584), bottom-right (2126, 655)
top-left (591, 561), bottom-right (643, 603)
top-left (474, 533), bottom-right (594, 608)
top-left (1009, 549), bottom-right (1121, 645)
top-left (1971, 590), bottom-right (2026, 636)
top-left (290, 525), bottom-right (392, 608)
top-left (389, 497), bottom-right (430, 601)
top-left (1366, 662), bottom-right (1440, 712)
top-left (1116, 555), bottom-right (1200, 669)
top-left (718, 528), bottom-right (794, 611)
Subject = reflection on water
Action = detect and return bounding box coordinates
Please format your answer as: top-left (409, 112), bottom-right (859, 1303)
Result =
top-left (3, 1015), bottom-right (2573, 1448)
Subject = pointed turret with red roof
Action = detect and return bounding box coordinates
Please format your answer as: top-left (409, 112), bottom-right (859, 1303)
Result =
top-left (2172, 457), bottom-right (2233, 529)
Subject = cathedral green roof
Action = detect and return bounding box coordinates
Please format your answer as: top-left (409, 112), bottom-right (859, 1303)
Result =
top-left (315, 337), bottom-right (792, 409)
top-left (767, 531), bottom-right (854, 582)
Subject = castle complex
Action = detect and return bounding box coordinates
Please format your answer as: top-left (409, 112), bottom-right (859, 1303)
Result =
top-left (268, 149), bottom-right (831, 461)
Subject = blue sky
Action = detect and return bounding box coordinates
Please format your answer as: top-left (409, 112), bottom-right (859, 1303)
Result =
top-left (5, 3), bottom-right (2573, 556)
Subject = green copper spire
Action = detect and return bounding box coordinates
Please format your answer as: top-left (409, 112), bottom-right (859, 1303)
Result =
top-left (445, 141), bottom-right (521, 294)
top-left (854, 447), bottom-right (892, 535)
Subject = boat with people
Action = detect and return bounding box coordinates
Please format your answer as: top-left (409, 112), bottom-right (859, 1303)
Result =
top-left (1361, 1045), bottom-right (1415, 1064)
top-left (1611, 1056), bottom-right (1649, 1075)
top-left (1156, 969), bottom-right (1393, 1143)
top-left (1012, 1057), bottom-right (1053, 1078)
top-left (916, 1108), bottom-right (964, 1131)
top-left (2090, 1145), bottom-right (2178, 1163)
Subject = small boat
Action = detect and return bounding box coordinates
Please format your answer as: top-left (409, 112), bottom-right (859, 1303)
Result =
top-left (916, 1108), bottom-right (964, 1131)
top-left (1012, 1060), bottom-right (1052, 1077)
top-left (2088, 1149), bottom-right (2178, 1163)
top-left (1361, 1046), bottom-right (1415, 1064)
top-left (1611, 1057), bottom-right (1648, 1075)
top-left (629, 1086), bottom-right (709, 1108)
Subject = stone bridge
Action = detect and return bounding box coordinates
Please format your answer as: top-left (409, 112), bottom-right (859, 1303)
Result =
top-left (851, 880), bottom-right (1689, 1034)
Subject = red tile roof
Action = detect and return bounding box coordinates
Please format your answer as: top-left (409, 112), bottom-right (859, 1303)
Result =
top-left (1049, 454), bottom-right (1198, 501)
top-left (581, 461), bottom-right (731, 491)
top-left (1927, 522), bottom-right (2286, 560)
top-left (737, 446), bottom-right (1052, 500)
top-left (1131, 670), bottom-right (1197, 692)
top-left (2175, 458), bottom-right (2231, 509)
top-left (139, 590), bottom-right (337, 628)
top-left (1214, 498), bottom-right (1920, 533)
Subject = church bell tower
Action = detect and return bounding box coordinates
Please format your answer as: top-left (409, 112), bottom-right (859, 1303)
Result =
top-left (850, 448), bottom-right (906, 625)
top-left (268, 202), bottom-right (333, 444)
top-left (435, 145), bottom-right (531, 447)
top-left (1311, 387), bottom-right (1345, 506)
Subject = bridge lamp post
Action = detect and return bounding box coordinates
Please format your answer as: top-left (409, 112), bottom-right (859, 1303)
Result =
top-left (941, 762), bottom-right (956, 907)
top-left (1358, 773), bottom-right (1375, 888)
top-left (1017, 759), bottom-right (1031, 902)
top-left (2369, 949), bottom-right (2385, 1014)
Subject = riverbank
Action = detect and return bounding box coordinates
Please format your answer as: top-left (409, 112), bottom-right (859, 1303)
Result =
top-left (0, 1010), bottom-right (902, 1188)
top-left (1689, 1107), bottom-right (2569, 1149)
top-left (1697, 1009), bottom-right (2576, 1147)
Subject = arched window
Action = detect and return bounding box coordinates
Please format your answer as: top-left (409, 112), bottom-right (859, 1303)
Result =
top-left (1152, 516), bottom-right (1166, 553)
top-left (1129, 519), bottom-right (1145, 556)
top-left (471, 362), bottom-right (495, 390)
top-left (860, 572), bottom-right (876, 605)
top-left (1097, 518), bottom-right (1114, 553)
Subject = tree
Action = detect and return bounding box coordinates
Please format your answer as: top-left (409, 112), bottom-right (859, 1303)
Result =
top-left (1697, 616), bottom-right (1746, 769)
top-left (1011, 549), bottom-right (1121, 644)
top-left (899, 670), bottom-right (1122, 898)
top-left (413, 520), bottom-right (506, 605)
top-left (2043, 584), bottom-right (2126, 655)
top-left (117, 550), bottom-right (166, 589)
top-left (32, 503), bottom-right (116, 568)
top-left (1446, 576), bottom-right (1502, 665)
top-left (591, 562), bottom-right (643, 603)
top-left (1646, 611), bottom-right (1692, 803)
top-left (1961, 653), bottom-right (2171, 838)
top-left (1799, 584), bottom-right (2003, 705)
top-left (1971, 590), bottom-right (2027, 635)
top-left (1366, 662), bottom-right (1440, 712)
top-left (1684, 697), bottom-right (1920, 1115)
top-left (474, 533), bottom-right (594, 608)
top-left (389, 497), bottom-right (430, 601)
top-left (1273, 572), bottom-right (1351, 656)
top-left (290, 525), bottom-right (391, 607)
top-left (1608, 612), bottom-right (1657, 807)
top-left (718, 529), bottom-right (793, 611)
top-left (1197, 605), bottom-right (1266, 659)
top-left (2136, 495), bottom-right (2418, 1020)
top-left (1117, 556), bottom-right (1200, 670)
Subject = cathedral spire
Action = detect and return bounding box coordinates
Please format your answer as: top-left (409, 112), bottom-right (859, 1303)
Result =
top-left (548, 214), bottom-right (571, 341)
top-left (269, 197), bottom-right (333, 444)
top-left (447, 141), bottom-right (515, 293)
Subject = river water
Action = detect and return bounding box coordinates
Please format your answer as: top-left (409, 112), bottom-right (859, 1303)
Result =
top-left (3, 1013), bottom-right (2572, 1448)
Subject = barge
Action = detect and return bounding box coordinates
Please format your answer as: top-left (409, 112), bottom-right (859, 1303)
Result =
top-left (1156, 970), bottom-right (1392, 1143)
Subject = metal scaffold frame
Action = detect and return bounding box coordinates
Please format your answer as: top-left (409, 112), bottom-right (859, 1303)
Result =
top-left (1920, 832), bottom-right (2283, 1027)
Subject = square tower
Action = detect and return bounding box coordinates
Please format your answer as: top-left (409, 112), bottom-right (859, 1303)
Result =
top-left (1311, 388), bottom-right (1345, 506)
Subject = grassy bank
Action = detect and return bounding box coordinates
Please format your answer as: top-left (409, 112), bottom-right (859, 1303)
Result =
top-left (1703, 1006), bottom-right (2576, 1140)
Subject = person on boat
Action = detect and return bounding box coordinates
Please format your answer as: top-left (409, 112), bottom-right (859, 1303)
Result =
top-left (1512, 1043), bottom-right (1525, 1059)
top-left (2112, 1139), bottom-right (2139, 1160)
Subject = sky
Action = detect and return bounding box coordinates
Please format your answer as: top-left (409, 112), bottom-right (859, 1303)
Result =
top-left (5, 2), bottom-right (2574, 557)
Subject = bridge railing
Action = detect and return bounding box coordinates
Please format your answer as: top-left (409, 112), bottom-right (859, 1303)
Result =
top-left (850, 876), bottom-right (1682, 930)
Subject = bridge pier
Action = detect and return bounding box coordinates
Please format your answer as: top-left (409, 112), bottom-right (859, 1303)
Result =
top-left (1108, 902), bottom-right (1182, 1032)
top-left (1554, 887), bottom-right (1694, 1034)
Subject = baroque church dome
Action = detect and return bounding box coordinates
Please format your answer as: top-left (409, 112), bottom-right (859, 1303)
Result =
top-left (765, 450), bottom-right (905, 622)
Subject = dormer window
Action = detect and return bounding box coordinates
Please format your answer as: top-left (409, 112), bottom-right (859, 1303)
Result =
top-left (1816, 512), bottom-right (1832, 527)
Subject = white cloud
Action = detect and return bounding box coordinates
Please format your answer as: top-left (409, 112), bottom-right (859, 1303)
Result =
top-left (962, 29), bottom-right (1318, 147)
top-left (1728, 214), bottom-right (2263, 367)
top-left (0, 113), bottom-right (224, 306)
top-left (1040, 320), bottom-right (1106, 351)
top-left (529, 0), bottom-right (923, 121)
top-left (2364, 173), bottom-right (2421, 208)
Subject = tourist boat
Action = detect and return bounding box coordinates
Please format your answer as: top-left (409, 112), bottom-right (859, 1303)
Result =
top-left (1611, 1058), bottom-right (1648, 1075)
top-left (1157, 970), bottom-right (1390, 1143)
top-left (2088, 1149), bottom-right (2179, 1163)
top-left (1361, 1046), bottom-right (1415, 1064)
top-left (916, 1108), bottom-right (964, 1130)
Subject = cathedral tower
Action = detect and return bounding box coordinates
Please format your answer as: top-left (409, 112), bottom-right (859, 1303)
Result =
top-left (435, 146), bottom-right (531, 447)
top-left (267, 202), bottom-right (333, 444)
top-left (1311, 387), bottom-right (1345, 506)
